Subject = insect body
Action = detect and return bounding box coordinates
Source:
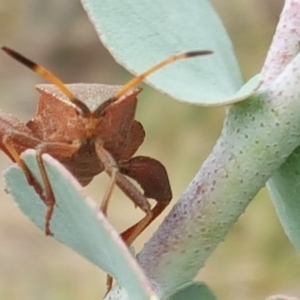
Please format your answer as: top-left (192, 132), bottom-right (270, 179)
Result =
top-left (1, 47), bottom-right (212, 245)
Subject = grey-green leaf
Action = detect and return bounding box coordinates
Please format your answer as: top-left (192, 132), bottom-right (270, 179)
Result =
top-left (81, 0), bottom-right (259, 105)
top-left (267, 146), bottom-right (300, 253)
top-left (3, 150), bottom-right (157, 300)
top-left (167, 281), bottom-right (217, 300)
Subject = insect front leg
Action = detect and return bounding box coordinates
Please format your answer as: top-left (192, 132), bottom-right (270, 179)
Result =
top-left (3, 135), bottom-right (80, 235)
top-left (95, 143), bottom-right (154, 293)
top-left (2, 132), bottom-right (44, 200)
top-left (34, 141), bottom-right (80, 235)
top-left (95, 146), bottom-right (118, 215)
top-left (95, 143), bottom-right (152, 218)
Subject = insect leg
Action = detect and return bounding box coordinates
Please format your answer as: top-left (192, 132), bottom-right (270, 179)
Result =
top-left (34, 142), bottom-right (79, 235)
top-left (2, 133), bottom-right (44, 200)
top-left (120, 202), bottom-right (168, 244)
top-left (95, 143), bottom-right (152, 216)
top-left (95, 144), bottom-right (156, 293)
top-left (3, 134), bottom-right (79, 235)
top-left (94, 143), bottom-right (118, 215)
top-left (119, 155), bottom-right (172, 245)
top-left (100, 167), bottom-right (117, 215)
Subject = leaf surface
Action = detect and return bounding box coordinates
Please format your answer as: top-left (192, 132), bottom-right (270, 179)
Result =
top-left (82, 0), bottom-right (260, 105)
top-left (4, 150), bottom-right (157, 300)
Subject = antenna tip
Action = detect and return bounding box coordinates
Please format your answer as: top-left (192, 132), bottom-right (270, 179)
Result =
top-left (186, 50), bottom-right (213, 58)
top-left (2, 46), bottom-right (37, 70)
top-left (2, 46), bottom-right (11, 53)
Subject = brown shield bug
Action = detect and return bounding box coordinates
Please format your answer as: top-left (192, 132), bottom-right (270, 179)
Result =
top-left (1, 46), bottom-right (212, 246)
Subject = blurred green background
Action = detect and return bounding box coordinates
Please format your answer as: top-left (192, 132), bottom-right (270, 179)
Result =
top-left (1, 1), bottom-right (300, 299)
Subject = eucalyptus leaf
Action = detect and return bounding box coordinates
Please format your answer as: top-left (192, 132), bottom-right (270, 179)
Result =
top-left (267, 146), bottom-right (300, 253)
top-left (167, 281), bottom-right (216, 300)
top-left (4, 150), bottom-right (157, 300)
top-left (81, 0), bottom-right (259, 105)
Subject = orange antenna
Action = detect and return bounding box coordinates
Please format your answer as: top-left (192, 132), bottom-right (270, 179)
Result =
top-left (2, 46), bottom-right (90, 117)
top-left (94, 50), bottom-right (212, 116)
